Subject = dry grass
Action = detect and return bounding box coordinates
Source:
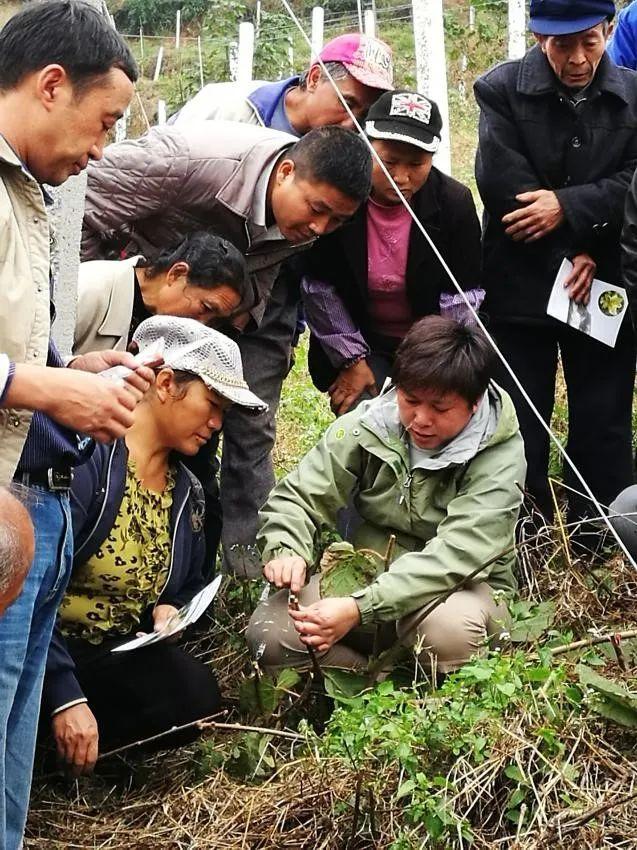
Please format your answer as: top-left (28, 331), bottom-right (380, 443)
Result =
top-left (26, 508), bottom-right (637, 849)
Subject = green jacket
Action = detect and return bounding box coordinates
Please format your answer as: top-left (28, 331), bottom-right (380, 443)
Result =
top-left (258, 383), bottom-right (526, 626)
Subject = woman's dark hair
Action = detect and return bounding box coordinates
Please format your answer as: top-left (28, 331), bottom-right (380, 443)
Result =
top-left (393, 316), bottom-right (495, 404)
top-left (0, 1), bottom-right (137, 92)
top-left (288, 125), bottom-right (372, 204)
top-left (142, 231), bottom-right (253, 313)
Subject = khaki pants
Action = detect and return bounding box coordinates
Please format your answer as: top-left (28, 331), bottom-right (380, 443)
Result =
top-left (246, 576), bottom-right (508, 674)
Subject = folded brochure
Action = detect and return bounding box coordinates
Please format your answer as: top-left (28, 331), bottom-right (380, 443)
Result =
top-left (112, 574), bottom-right (223, 653)
top-left (547, 258), bottom-right (628, 348)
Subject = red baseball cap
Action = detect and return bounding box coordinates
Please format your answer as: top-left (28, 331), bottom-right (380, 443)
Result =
top-left (318, 33), bottom-right (394, 91)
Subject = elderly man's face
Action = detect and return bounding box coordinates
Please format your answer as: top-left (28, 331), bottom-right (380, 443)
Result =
top-left (536, 23), bottom-right (610, 89)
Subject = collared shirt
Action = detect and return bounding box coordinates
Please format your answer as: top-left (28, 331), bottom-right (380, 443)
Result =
top-left (267, 84), bottom-right (300, 137)
top-left (249, 152), bottom-right (288, 247)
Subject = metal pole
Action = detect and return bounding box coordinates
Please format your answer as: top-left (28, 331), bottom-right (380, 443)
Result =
top-left (311, 6), bottom-right (324, 59)
top-left (197, 35), bottom-right (204, 89)
top-left (411, 0), bottom-right (451, 174)
top-left (508, 0), bottom-right (526, 59)
top-left (175, 9), bottom-right (181, 49)
top-left (153, 45), bottom-right (164, 81)
top-left (364, 8), bottom-right (376, 37)
top-left (237, 21), bottom-right (254, 84)
top-left (356, 0), bottom-right (363, 31)
top-left (139, 25), bottom-right (144, 62)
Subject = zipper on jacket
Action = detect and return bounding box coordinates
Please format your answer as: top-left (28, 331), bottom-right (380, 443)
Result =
top-left (154, 483), bottom-right (191, 609)
top-left (74, 444), bottom-right (117, 559)
top-left (399, 472), bottom-right (413, 505)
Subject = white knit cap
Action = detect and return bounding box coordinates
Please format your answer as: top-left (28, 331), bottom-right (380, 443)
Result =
top-left (133, 316), bottom-right (267, 413)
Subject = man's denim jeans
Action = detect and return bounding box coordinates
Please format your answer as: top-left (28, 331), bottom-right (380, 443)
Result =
top-left (0, 486), bottom-right (72, 849)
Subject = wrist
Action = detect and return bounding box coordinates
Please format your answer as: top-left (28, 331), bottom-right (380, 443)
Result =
top-left (347, 596), bottom-right (361, 626)
top-left (4, 364), bottom-right (55, 412)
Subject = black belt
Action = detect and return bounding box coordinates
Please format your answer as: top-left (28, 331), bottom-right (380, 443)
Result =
top-left (17, 467), bottom-right (74, 491)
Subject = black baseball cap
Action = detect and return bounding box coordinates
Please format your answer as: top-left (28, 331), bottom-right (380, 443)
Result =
top-left (529, 0), bottom-right (614, 35)
top-left (365, 90), bottom-right (442, 154)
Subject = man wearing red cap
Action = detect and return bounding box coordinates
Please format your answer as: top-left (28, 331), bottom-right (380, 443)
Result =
top-left (171, 33), bottom-right (393, 134)
top-left (163, 34), bottom-right (393, 576)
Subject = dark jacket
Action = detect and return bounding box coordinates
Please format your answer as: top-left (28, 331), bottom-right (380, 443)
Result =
top-left (43, 441), bottom-right (206, 715)
top-left (304, 167), bottom-right (482, 390)
top-left (475, 45), bottom-right (637, 322)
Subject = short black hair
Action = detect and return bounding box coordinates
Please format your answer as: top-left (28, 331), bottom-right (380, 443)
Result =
top-left (142, 231), bottom-right (253, 313)
top-left (393, 316), bottom-right (495, 404)
top-left (288, 126), bottom-right (372, 203)
top-left (0, 1), bottom-right (138, 93)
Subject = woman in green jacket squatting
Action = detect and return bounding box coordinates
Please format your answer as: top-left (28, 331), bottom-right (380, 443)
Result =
top-left (247, 316), bottom-right (527, 674)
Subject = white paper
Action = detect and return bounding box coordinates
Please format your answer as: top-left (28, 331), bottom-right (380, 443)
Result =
top-left (111, 574), bottom-right (223, 653)
top-left (547, 258), bottom-right (628, 348)
top-left (99, 337), bottom-right (166, 384)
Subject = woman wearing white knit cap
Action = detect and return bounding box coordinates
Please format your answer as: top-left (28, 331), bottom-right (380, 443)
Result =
top-left (41, 317), bottom-right (265, 777)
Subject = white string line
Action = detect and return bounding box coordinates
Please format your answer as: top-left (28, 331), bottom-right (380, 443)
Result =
top-left (278, 0), bottom-right (637, 571)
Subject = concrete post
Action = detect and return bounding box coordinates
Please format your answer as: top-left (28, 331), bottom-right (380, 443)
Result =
top-left (153, 45), bottom-right (164, 82)
top-left (228, 40), bottom-right (239, 81)
top-left (364, 9), bottom-right (376, 37)
top-left (197, 35), bottom-right (205, 89)
top-left (508, 0), bottom-right (526, 59)
top-left (411, 0), bottom-right (451, 174)
top-left (311, 7), bottom-right (324, 59)
top-left (237, 21), bottom-right (254, 84)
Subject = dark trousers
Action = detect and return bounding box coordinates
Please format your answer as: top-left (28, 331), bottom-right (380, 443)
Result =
top-left (491, 320), bottom-right (635, 529)
top-left (63, 636), bottom-right (222, 752)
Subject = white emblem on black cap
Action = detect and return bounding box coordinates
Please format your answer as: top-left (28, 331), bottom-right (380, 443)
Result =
top-left (389, 92), bottom-right (432, 124)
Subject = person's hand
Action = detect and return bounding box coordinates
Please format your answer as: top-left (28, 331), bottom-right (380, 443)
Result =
top-left (153, 604), bottom-right (182, 642)
top-left (288, 596), bottom-right (361, 652)
top-left (328, 360), bottom-right (378, 416)
top-left (263, 555), bottom-right (307, 594)
top-left (51, 703), bottom-right (99, 777)
top-left (38, 368), bottom-right (146, 443)
top-left (564, 253), bottom-right (596, 305)
top-left (69, 349), bottom-right (159, 396)
top-left (502, 190), bottom-right (565, 242)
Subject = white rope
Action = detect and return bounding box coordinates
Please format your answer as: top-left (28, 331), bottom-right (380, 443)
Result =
top-left (278, 0), bottom-right (637, 571)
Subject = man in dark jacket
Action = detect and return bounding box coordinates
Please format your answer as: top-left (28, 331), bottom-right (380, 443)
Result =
top-left (475, 0), bottom-right (637, 541)
top-left (302, 90), bottom-right (483, 415)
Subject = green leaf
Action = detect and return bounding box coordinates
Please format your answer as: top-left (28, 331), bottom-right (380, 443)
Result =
top-left (424, 812), bottom-right (444, 839)
top-left (496, 682), bottom-right (516, 697)
top-left (577, 665), bottom-right (637, 728)
top-left (238, 674), bottom-right (278, 717)
top-left (508, 787), bottom-right (526, 809)
top-left (276, 668), bottom-right (301, 692)
top-left (460, 663), bottom-right (493, 681)
top-left (504, 764), bottom-right (526, 783)
top-left (395, 778), bottom-right (416, 800)
top-left (323, 668), bottom-right (370, 702)
top-left (319, 542), bottom-right (380, 598)
top-left (509, 600), bottom-right (556, 642)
